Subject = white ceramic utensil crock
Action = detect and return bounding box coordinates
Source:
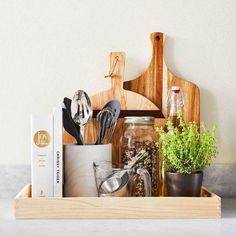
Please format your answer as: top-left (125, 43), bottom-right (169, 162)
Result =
top-left (64, 144), bottom-right (112, 197)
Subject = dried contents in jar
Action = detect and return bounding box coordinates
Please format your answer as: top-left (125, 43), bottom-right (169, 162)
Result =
top-left (121, 140), bottom-right (158, 196)
top-left (119, 117), bottom-right (159, 197)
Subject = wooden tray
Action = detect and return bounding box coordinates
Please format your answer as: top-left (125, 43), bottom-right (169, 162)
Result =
top-left (15, 184), bottom-right (221, 219)
top-left (16, 33), bottom-right (213, 220)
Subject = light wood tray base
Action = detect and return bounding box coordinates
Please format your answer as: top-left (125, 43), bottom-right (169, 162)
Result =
top-left (14, 184), bottom-right (221, 219)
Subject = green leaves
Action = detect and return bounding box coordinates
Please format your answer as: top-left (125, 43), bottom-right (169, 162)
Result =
top-left (156, 113), bottom-right (218, 174)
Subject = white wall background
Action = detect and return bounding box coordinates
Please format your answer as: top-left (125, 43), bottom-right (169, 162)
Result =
top-left (0, 0), bottom-right (235, 165)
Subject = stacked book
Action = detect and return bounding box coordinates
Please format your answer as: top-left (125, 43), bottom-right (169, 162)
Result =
top-left (31, 106), bottom-right (63, 197)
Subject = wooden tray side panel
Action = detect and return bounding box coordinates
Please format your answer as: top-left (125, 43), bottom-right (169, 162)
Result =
top-left (15, 185), bottom-right (221, 220)
top-left (15, 197), bottom-right (221, 220)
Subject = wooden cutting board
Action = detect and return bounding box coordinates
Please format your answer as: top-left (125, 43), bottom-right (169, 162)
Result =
top-left (124, 32), bottom-right (200, 124)
top-left (64, 32), bottom-right (200, 162)
top-left (90, 52), bottom-right (159, 111)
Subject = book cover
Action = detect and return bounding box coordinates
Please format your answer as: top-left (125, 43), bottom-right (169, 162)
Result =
top-left (31, 115), bottom-right (54, 197)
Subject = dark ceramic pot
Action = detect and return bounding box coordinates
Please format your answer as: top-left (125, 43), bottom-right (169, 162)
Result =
top-left (166, 171), bottom-right (203, 197)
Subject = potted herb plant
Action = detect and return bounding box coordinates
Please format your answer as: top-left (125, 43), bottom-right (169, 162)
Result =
top-left (156, 113), bottom-right (218, 197)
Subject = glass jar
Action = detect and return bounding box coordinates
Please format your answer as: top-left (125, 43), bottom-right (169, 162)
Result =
top-left (119, 116), bottom-right (158, 196)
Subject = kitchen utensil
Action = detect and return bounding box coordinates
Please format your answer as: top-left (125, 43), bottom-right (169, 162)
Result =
top-left (63, 97), bottom-right (72, 114)
top-left (62, 98), bottom-right (83, 145)
top-left (71, 90), bottom-right (93, 144)
top-left (96, 150), bottom-right (148, 195)
top-left (93, 161), bottom-right (151, 197)
top-left (103, 100), bottom-right (121, 122)
top-left (95, 99), bottom-right (120, 145)
top-left (104, 114), bottom-right (117, 144)
top-left (95, 108), bottom-right (114, 144)
top-left (99, 171), bottom-right (129, 197)
top-left (101, 108), bottom-right (118, 144)
top-left (100, 100), bottom-right (120, 143)
top-left (124, 150), bottom-right (149, 169)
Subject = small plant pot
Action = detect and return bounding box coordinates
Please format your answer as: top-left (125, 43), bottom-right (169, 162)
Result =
top-left (166, 171), bottom-right (203, 197)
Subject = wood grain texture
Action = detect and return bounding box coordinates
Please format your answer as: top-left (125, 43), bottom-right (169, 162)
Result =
top-left (124, 32), bottom-right (200, 124)
top-left (15, 185), bottom-right (221, 219)
top-left (166, 69), bottom-right (200, 124)
top-left (90, 52), bottom-right (159, 111)
top-left (15, 184), bottom-right (31, 199)
top-left (124, 32), bottom-right (164, 111)
top-left (63, 130), bottom-right (76, 144)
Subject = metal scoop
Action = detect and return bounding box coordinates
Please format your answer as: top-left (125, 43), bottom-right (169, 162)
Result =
top-left (100, 175), bottom-right (122, 193)
top-left (98, 151), bottom-right (148, 195)
top-left (99, 171), bottom-right (129, 196)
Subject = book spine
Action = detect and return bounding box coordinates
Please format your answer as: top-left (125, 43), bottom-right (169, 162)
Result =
top-left (31, 115), bottom-right (54, 197)
top-left (53, 107), bottom-right (63, 197)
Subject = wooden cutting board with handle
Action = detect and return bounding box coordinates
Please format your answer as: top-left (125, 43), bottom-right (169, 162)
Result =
top-left (64, 32), bottom-right (200, 162)
top-left (124, 32), bottom-right (200, 124)
top-left (89, 52), bottom-right (159, 111)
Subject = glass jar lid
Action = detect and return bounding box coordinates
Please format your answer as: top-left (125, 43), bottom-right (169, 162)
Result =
top-left (124, 116), bottom-right (155, 125)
